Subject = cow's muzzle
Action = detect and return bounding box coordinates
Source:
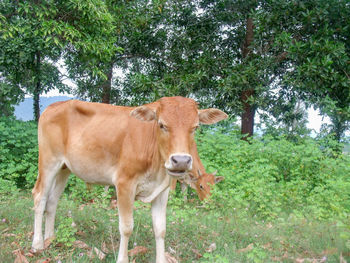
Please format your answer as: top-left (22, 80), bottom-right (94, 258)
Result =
top-left (165, 153), bottom-right (192, 178)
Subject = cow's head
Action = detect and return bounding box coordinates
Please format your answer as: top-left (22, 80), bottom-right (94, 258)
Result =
top-left (130, 96), bottom-right (227, 178)
top-left (190, 170), bottom-right (224, 200)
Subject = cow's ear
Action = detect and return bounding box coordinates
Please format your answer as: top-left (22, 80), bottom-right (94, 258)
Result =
top-left (188, 172), bottom-right (198, 182)
top-left (215, 176), bottom-right (224, 184)
top-left (198, 109), bottom-right (228, 125)
top-left (130, 106), bottom-right (156, 121)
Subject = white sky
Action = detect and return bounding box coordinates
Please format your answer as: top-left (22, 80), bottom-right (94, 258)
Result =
top-left (307, 108), bottom-right (331, 133)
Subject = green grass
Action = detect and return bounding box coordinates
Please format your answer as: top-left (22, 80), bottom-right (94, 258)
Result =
top-left (0, 192), bottom-right (349, 263)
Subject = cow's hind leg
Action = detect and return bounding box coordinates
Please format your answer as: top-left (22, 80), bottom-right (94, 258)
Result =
top-left (44, 168), bottom-right (70, 240)
top-left (32, 162), bottom-right (63, 251)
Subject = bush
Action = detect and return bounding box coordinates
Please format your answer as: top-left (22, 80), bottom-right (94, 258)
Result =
top-left (197, 128), bottom-right (350, 220)
top-left (0, 117), bottom-right (38, 189)
top-left (0, 178), bottom-right (18, 200)
top-left (66, 176), bottom-right (114, 203)
top-left (1, 117), bottom-right (349, 221)
top-left (54, 216), bottom-right (77, 247)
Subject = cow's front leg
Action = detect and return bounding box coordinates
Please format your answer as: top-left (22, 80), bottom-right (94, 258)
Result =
top-left (116, 183), bottom-right (136, 263)
top-left (152, 187), bottom-right (170, 263)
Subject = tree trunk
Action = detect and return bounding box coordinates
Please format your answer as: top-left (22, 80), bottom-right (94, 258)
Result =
top-left (33, 51), bottom-right (41, 122)
top-left (241, 89), bottom-right (255, 138)
top-left (331, 113), bottom-right (346, 143)
top-left (240, 17), bottom-right (255, 139)
top-left (101, 63), bottom-right (114, 104)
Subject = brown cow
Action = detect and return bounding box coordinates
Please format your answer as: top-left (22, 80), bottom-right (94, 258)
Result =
top-left (31, 96), bottom-right (227, 263)
top-left (186, 142), bottom-right (224, 200)
top-left (171, 170), bottom-right (224, 201)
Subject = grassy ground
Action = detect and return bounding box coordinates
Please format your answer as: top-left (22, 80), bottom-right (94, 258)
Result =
top-left (1, 192), bottom-right (349, 263)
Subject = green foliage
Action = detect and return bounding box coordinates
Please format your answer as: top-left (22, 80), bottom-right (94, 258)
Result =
top-left (1, 0), bottom-right (349, 137)
top-left (1, 117), bottom-right (349, 222)
top-left (0, 178), bottom-right (18, 200)
top-left (54, 216), bottom-right (77, 248)
top-left (0, 117), bottom-right (38, 189)
top-left (0, 0), bottom-right (117, 118)
top-left (197, 127), bottom-right (350, 220)
top-left (0, 81), bottom-right (24, 117)
top-left (116, 0), bottom-right (350, 137)
top-left (270, 0), bottom-right (350, 140)
top-left (2, 192), bottom-right (349, 262)
top-left (66, 176), bottom-right (113, 203)
top-left (68, 0), bottom-right (166, 104)
top-left (202, 253), bottom-right (230, 263)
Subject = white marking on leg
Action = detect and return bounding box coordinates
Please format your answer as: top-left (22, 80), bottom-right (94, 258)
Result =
top-left (152, 187), bottom-right (170, 263)
top-left (32, 197), bottom-right (47, 250)
top-left (44, 170), bottom-right (70, 240)
top-left (117, 219), bottom-right (133, 263)
top-left (116, 184), bottom-right (135, 263)
top-left (32, 162), bottom-right (63, 251)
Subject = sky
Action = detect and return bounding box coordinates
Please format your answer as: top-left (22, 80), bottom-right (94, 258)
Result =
top-left (307, 108), bottom-right (331, 133)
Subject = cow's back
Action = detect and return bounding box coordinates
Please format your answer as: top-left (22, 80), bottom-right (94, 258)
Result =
top-left (38, 100), bottom-right (135, 185)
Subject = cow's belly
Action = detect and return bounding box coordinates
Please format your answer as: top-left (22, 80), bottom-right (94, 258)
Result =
top-left (64, 155), bottom-right (116, 185)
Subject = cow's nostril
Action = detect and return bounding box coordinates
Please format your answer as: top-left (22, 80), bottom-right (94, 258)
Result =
top-left (171, 156), bottom-right (178, 164)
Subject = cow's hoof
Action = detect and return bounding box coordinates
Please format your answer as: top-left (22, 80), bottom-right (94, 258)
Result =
top-left (165, 252), bottom-right (178, 263)
top-left (116, 257), bottom-right (128, 263)
top-left (31, 239), bottom-right (44, 253)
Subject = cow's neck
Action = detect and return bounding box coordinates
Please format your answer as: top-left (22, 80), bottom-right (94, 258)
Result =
top-left (150, 122), bottom-right (165, 174)
top-left (134, 121), bottom-right (171, 203)
top-left (135, 120), bottom-right (164, 174)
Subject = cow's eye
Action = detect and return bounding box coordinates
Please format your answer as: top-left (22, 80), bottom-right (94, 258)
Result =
top-left (159, 123), bottom-right (168, 131)
top-left (200, 184), bottom-right (204, 190)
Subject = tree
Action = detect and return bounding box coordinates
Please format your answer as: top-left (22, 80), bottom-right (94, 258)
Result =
top-left (117, 0), bottom-right (290, 138)
top-left (143, 0), bottom-right (349, 139)
top-left (261, 0), bottom-right (350, 141)
top-left (65, 0), bottom-right (166, 105)
top-left (0, 0), bottom-right (116, 120)
top-left (3, 0), bottom-right (346, 140)
top-left (0, 77), bottom-right (23, 117)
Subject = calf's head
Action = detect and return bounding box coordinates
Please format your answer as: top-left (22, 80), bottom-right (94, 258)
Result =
top-left (191, 170), bottom-right (224, 200)
top-left (131, 97), bottom-right (227, 178)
